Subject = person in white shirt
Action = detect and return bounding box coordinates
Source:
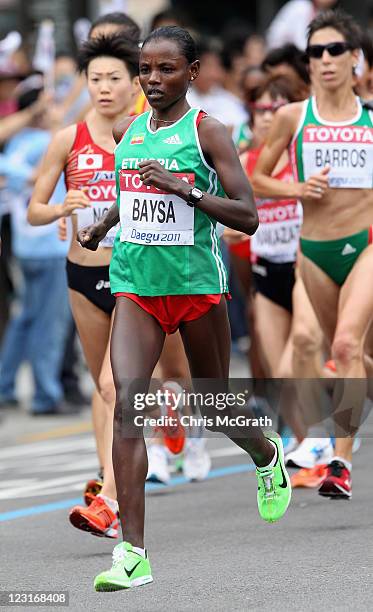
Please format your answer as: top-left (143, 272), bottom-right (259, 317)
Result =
top-left (266, 0), bottom-right (337, 50)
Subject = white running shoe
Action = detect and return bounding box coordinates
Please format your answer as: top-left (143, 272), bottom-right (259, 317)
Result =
top-left (183, 438), bottom-right (211, 481)
top-left (352, 437), bottom-right (361, 454)
top-left (146, 444), bottom-right (170, 485)
top-left (285, 437), bottom-right (333, 469)
top-left (283, 437), bottom-right (298, 457)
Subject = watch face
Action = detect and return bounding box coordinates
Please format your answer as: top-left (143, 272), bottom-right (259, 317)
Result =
top-left (191, 188), bottom-right (203, 199)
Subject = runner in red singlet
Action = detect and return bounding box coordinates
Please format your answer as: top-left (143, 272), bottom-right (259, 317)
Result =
top-left (28, 34), bottom-right (140, 537)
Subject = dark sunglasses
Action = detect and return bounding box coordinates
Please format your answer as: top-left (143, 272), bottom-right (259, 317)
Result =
top-left (306, 42), bottom-right (351, 59)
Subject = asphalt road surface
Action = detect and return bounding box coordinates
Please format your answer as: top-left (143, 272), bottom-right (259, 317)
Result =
top-left (1, 400), bottom-right (373, 612)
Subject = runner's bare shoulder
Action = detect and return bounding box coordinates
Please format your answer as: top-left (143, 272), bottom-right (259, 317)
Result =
top-left (274, 101), bottom-right (304, 133)
top-left (48, 124), bottom-right (77, 158)
top-left (196, 115), bottom-right (234, 156)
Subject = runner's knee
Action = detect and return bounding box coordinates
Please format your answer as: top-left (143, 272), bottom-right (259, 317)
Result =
top-left (293, 325), bottom-right (321, 359)
top-left (332, 332), bottom-right (362, 367)
top-left (98, 373), bottom-right (116, 407)
top-left (276, 361), bottom-right (292, 378)
top-left (113, 379), bottom-right (146, 428)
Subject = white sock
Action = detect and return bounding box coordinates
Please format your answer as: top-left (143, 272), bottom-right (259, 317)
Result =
top-left (97, 494), bottom-right (119, 513)
top-left (332, 456), bottom-right (352, 472)
top-left (257, 440), bottom-right (277, 470)
top-left (133, 546), bottom-right (146, 558)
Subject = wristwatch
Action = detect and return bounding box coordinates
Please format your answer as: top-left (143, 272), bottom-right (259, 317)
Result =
top-left (186, 187), bottom-right (204, 207)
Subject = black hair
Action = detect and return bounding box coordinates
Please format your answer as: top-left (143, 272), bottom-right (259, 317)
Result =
top-left (78, 34), bottom-right (140, 78)
top-left (55, 51), bottom-right (76, 61)
top-left (307, 9), bottom-right (362, 49)
top-left (195, 36), bottom-right (221, 59)
top-left (249, 75), bottom-right (298, 106)
top-left (360, 32), bottom-right (373, 69)
top-left (240, 65), bottom-right (266, 95)
top-left (247, 76), bottom-right (297, 128)
top-left (220, 24), bottom-right (252, 70)
top-left (262, 43), bottom-right (310, 85)
top-left (149, 8), bottom-right (182, 33)
top-left (141, 26), bottom-right (198, 64)
top-left (88, 11), bottom-right (140, 44)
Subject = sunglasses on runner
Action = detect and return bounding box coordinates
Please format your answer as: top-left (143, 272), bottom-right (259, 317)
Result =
top-left (306, 42), bottom-right (351, 59)
top-left (249, 101), bottom-right (286, 114)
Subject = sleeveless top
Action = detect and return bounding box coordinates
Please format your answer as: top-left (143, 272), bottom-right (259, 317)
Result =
top-left (110, 107), bottom-right (228, 296)
top-left (247, 148), bottom-right (302, 263)
top-left (290, 96), bottom-right (373, 189)
top-left (64, 122), bottom-right (119, 247)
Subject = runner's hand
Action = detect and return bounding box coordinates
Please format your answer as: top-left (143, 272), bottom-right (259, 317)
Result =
top-left (138, 160), bottom-right (185, 193)
top-left (60, 187), bottom-right (91, 217)
top-left (77, 223), bottom-right (105, 251)
top-left (301, 166), bottom-right (330, 200)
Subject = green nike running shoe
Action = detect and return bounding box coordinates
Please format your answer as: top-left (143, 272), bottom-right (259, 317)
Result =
top-left (256, 434), bottom-right (292, 523)
top-left (94, 542), bottom-right (153, 591)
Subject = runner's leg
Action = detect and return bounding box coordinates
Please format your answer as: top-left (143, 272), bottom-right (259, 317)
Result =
top-left (91, 389), bottom-right (105, 472)
top-left (276, 333), bottom-right (308, 442)
top-left (254, 292), bottom-right (292, 377)
top-left (69, 290), bottom-right (115, 495)
top-left (291, 272), bottom-right (325, 432)
top-left (331, 245), bottom-right (373, 460)
top-left (70, 290), bottom-right (112, 463)
top-left (69, 289), bottom-right (111, 384)
top-left (98, 330), bottom-right (116, 499)
top-left (179, 297), bottom-right (274, 466)
top-left (111, 297), bottom-right (165, 547)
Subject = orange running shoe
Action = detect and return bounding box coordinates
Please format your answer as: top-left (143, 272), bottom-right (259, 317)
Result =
top-left (291, 464), bottom-right (328, 488)
top-left (69, 496), bottom-right (118, 538)
top-left (324, 360), bottom-right (337, 373)
top-left (84, 477), bottom-right (103, 506)
top-left (159, 381), bottom-right (185, 455)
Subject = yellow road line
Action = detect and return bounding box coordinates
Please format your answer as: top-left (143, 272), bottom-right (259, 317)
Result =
top-left (17, 421), bottom-right (93, 443)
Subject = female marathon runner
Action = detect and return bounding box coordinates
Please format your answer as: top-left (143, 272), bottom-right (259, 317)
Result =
top-left (89, 14), bottom-right (210, 484)
top-left (28, 35), bottom-right (140, 536)
top-left (78, 25), bottom-right (291, 591)
top-left (56, 10), bottom-right (210, 493)
top-left (229, 77), bottom-right (327, 472)
top-left (242, 77), bottom-right (302, 376)
top-left (253, 9), bottom-right (372, 499)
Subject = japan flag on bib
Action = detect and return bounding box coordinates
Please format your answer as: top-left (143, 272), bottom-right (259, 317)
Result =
top-left (78, 154), bottom-right (103, 169)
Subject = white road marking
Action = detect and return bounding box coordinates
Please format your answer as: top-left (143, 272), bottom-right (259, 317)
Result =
top-left (0, 436), bottom-right (246, 500)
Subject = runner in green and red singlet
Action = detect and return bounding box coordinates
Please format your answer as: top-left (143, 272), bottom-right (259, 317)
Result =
top-left (79, 26), bottom-right (291, 591)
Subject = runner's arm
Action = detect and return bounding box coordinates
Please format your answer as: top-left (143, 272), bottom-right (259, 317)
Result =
top-left (196, 117), bottom-right (258, 234)
top-left (77, 200), bottom-right (120, 251)
top-left (28, 125), bottom-right (90, 225)
top-left (252, 104), bottom-right (330, 201)
top-left (251, 104), bottom-right (303, 199)
top-left (94, 115), bottom-right (139, 230)
top-left (139, 117), bottom-right (259, 234)
top-left (75, 117), bottom-right (135, 249)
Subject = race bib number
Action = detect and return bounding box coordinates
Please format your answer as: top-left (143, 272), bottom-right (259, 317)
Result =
top-left (119, 170), bottom-right (195, 246)
top-left (252, 199), bottom-right (302, 262)
top-left (75, 202), bottom-right (119, 248)
top-left (302, 125), bottom-right (373, 189)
